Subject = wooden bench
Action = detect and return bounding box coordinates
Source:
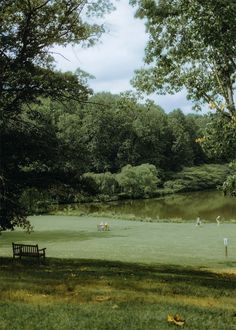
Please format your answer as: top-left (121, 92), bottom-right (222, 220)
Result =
top-left (12, 243), bottom-right (46, 261)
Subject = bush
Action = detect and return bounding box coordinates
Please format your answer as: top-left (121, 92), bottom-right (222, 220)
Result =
top-left (163, 164), bottom-right (231, 193)
top-left (82, 172), bottom-right (119, 198)
top-left (222, 175), bottom-right (236, 196)
top-left (116, 164), bottom-right (161, 198)
top-left (164, 180), bottom-right (187, 192)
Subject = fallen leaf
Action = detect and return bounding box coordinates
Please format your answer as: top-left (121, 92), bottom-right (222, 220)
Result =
top-left (167, 314), bottom-right (185, 326)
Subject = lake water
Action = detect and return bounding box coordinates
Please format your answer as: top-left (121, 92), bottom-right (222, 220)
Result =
top-left (65, 190), bottom-right (236, 222)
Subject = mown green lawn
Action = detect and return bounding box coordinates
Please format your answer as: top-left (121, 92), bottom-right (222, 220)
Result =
top-left (0, 216), bottom-right (236, 329)
top-left (1, 215), bottom-right (236, 269)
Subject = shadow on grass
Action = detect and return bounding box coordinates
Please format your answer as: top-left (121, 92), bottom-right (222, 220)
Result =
top-left (1, 255), bottom-right (236, 330)
top-left (1, 256), bottom-right (235, 290)
top-left (0, 230), bottom-right (126, 245)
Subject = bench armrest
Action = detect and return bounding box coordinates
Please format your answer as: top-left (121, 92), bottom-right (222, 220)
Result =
top-left (38, 248), bottom-right (46, 251)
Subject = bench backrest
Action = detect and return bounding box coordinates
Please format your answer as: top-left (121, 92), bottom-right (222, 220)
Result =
top-left (12, 243), bottom-right (39, 254)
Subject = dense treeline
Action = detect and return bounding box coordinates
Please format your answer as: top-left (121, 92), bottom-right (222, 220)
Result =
top-left (25, 92), bottom-right (208, 174)
top-left (15, 92), bottom-right (235, 212)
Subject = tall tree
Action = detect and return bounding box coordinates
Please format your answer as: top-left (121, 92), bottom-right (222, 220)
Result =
top-left (0, 0), bottom-right (113, 230)
top-left (168, 109), bottom-right (195, 169)
top-left (130, 0), bottom-right (236, 121)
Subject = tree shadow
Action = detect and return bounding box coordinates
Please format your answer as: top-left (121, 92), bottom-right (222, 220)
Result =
top-left (1, 256), bottom-right (235, 292)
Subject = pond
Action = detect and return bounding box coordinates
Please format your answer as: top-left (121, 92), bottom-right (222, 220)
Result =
top-left (59, 190), bottom-right (236, 222)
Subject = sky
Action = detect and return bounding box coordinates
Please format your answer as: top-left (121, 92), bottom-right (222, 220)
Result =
top-left (53, 0), bottom-right (195, 114)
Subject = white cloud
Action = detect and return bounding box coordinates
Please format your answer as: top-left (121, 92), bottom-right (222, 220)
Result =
top-left (147, 91), bottom-right (196, 114)
top-left (53, 0), bottom-right (196, 114)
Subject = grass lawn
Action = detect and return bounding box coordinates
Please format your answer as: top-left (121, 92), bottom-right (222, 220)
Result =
top-left (0, 216), bottom-right (236, 329)
top-left (1, 215), bottom-right (236, 269)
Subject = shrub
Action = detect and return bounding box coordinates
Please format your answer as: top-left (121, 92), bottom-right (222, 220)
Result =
top-left (82, 172), bottom-right (119, 197)
top-left (116, 164), bottom-right (161, 198)
top-left (163, 164), bottom-right (230, 193)
top-left (222, 175), bottom-right (236, 196)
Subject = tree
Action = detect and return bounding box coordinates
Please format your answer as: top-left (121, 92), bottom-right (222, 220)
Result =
top-left (105, 92), bottom-right (172, 171)
top-left (82, 171), bottom-right (118, 197)
top-left (130, 0), bottom-right (236, 121)
top-left (185, 115), bottom-right (207, 164)
top-left (168, 109), bottom-right (195, 168)
top-left (198, 112), bottom-right (236, 195)
top-left (0, 0), bottom-right (113, 230)
top-left (116, 164), bottom-right (161, 199)
top-left (222, 161), bottom-right (236, 196)
top-left (81, 93), bottom-right (123, 173)
top-left (200, 113), bottom-right (236, 162)
top-left (130, 100), bottom-right (172, 170)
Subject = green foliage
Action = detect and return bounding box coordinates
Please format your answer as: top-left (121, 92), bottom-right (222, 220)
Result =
top-left (198, 114), bottom-right (236, 196)
top-left (56, 92), bottom-right (205, 173)
top-left (77, 92), bottom-right (172, 172)
top-left (168, 109), bottom-right (195, 168)
top-left (81, 93), bottom-right (123, 172)
top-left (222, 174), bottom-right (236, 197)
top-left (56, 111), bottom-right (90, 174)
top-left (0, 103), bottom-right (58, 231)
top-left (83, 172), bottom-right (119, 198)
top-left (163, 164), bottom-right (230, 193)
top-left (131, 0), bottom-right (236, 117)
top-left (20, 188), bottom-right (55, 214)
top-left (116, 164), bottom-right (161, 198)
top-left (15, 92), bottom-right (226, 210)
top-left (0, 0), bottom-right (113, 230)
top-left (10, 90), bottom-right (232, 213)
top-left (81, 164), bottom-right (161, 201)
top-left (129, 101), bottom-right (172, 169)
top-left (222, 161), bottom-right (236, 196)
top-left (200, 114), bottom-right (236, 162)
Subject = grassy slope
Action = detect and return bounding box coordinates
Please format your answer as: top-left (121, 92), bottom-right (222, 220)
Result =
top-left (0, 258), bottom-right (236, 330)
top-left (0, 216), bottom-right (236, 329)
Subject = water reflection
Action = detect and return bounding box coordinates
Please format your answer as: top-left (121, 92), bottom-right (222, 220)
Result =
top-left (63, 190), bottom-right (236, 221)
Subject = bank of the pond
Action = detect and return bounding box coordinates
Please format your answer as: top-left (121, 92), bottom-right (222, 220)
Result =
top-left (22, 163), bottom-right (232, 217)
top-left (52, 190), bottom-right (236, 223)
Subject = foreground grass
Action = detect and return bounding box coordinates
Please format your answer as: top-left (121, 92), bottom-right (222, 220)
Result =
top-left (0, 257), bottom-right (236, 330)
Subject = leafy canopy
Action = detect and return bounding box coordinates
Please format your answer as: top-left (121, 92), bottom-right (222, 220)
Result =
top-left (0, 0), bottom-right (114, 113)
top-left (0, 0), bottom-right (113, 231)
top-left (130, 0), bottom-right (236, 119)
